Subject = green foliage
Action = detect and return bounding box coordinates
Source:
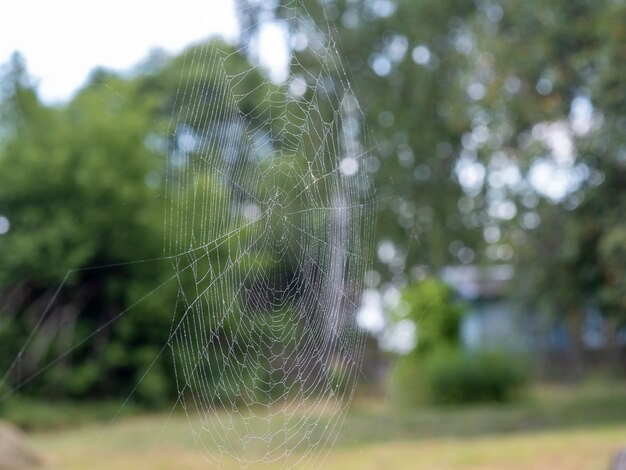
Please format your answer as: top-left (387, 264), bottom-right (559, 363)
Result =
top-left (391, 277), bottom-right (466, 405)
top-left (492, 0), bottom-right (626, 326)
top-left (269, 0), bottom-right (626, 328)
top-left (289, 0), bottom-right (481, 271)
top-left (4, 0), bottom-right (626, 406)
top-left (0, 43), bottom-right (284, 406)
top-left (422, 349), bottom-right (529, 405)
top-left (391, 278), bottom-right (527, 405)
top-left (326, 359), bottom-right (355, 399)
top-left (598, 226), bottom-right (626, 320)
top-left (134, 363), bottom-right (171, 409)
top-left (392, 356), bottom-right (429, 406)
top-left (394, 348), bottom-right (529, 406)
top-left (395, 277), bottom-right (464, 357)
top-left (0, 58), bottom-right (171, 403)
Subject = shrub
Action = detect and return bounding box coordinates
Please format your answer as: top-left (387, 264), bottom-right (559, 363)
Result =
top-left (390, 278), bottom-right (528, 406)
top-left (393, 278), bottom-right (464, 358)
top-left (422, 348), bottom-right (529, 405)
top-left (390, 277), bottom-right (467, 406)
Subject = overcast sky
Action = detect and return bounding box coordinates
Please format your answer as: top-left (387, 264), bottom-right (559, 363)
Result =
top-left (0, 0), bottom-right (241, 103)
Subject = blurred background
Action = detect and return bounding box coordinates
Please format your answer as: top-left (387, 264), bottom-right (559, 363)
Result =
top-left (1, 0), bottom-right (626, 469)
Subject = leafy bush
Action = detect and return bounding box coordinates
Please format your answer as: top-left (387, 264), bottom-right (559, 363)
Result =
top-left (422, 349), bottom-right (529, 405)
top-left (391, 277), bottom-right (467, 405)
top-left (394, 278), bottom-right (464, 358)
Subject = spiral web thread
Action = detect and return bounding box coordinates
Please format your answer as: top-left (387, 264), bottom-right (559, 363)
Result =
top-left (161, 2), bottom-right (376, 467)
top-left (0, 1), bottom-right (376, 468)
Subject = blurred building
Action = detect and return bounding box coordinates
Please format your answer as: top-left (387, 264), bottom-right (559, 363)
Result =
top-left (441, 264), bottom-right (626, 377)
top-left (440, 264), bottom-right (526, 351)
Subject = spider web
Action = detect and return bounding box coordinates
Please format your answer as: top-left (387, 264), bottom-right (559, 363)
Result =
top-left (0, 1), bottom-right (376, 467)
top-left (163, 4), bottom-right (376, 466)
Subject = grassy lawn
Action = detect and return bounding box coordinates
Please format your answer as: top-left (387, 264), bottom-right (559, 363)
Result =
top-left (19, 381), bottom-right (626, 469)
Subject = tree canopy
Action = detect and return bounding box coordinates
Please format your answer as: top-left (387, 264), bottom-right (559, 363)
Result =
top-left (2, 0), bottom-right (626, 404)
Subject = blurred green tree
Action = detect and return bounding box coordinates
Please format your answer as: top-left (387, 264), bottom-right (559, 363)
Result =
top-left (0, 43), bottom-right (290, 405)
top-left (0, 52), bottom-right (172, 403)
top-left (241, 0), bottom-right (626, 332)
top-left (393, 277), bottom-right (463, 358)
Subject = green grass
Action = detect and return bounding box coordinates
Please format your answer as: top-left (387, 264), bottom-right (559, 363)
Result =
top-left (12, 380), bottom-right (626, 469)
top-left (341, 379), bottom-right (626, 445)
top-left (0, 397), bottom-right (138, 431)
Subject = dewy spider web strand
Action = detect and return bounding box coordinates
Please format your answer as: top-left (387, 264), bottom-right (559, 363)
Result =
top-left (160, 2), bottom-right (376, 465)
top-left (1, 1), bottom-right (376, 468)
